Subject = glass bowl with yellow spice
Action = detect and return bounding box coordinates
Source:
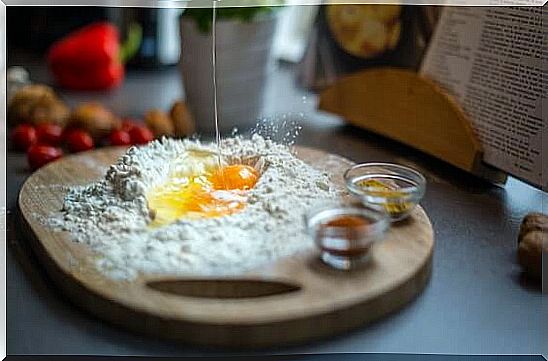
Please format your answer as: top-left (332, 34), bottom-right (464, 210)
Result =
top-left (344, 163), bottom-right (426, 222)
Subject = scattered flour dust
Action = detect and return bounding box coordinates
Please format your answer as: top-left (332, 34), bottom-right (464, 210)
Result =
top-left (48, 135), bottom-right (339, 280)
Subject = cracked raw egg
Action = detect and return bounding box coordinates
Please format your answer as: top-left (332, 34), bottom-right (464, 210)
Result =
top-left (147, 158), bottom-right (259, 226)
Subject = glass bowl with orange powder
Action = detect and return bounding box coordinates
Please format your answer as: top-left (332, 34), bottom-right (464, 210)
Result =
top-left (305, 205), bottom-right (389, 270)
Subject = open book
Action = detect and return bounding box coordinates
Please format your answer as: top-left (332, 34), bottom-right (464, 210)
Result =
top-left (420, 7), bottom-right (546, 191)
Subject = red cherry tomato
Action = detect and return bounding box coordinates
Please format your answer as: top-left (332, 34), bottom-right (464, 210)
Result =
top-left (121, 119), bottom-right (139, 132)
top-left (109, 129), bottom-right (132, 146)
top-left (36, 123), bottom-right (64, 145)
top-left (66, 129), bottom-right (95, 153)
top-left (129, 126), bottom-right (154, 145)
top-left (27, 145), bottom-right (63, 170)
top-left (11, 124), bottom-right (37, 151)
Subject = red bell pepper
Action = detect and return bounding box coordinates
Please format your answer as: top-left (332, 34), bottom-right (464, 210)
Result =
top-left (47, 22), bottom-right (141, 91)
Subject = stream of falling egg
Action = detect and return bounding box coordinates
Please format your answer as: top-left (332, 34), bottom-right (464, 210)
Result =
top-left (212, 0), bottom-right (226, 188)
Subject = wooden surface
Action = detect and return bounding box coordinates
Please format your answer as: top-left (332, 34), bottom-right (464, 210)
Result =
top-left (318, 68), bottom-right (506, 184)
top-left (18, 145), bottom-right (434, 348)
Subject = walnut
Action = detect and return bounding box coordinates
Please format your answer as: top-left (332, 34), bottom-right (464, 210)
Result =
top-left (518, 213), bottom-right (547, 280)
top-left (144, 109), bottom-right (174, 137)
top-left (8, 84), bottom-right (69, 126)
top-left (67, 103), bottom-right (120, 139)
top-left (518, 213), bottom-right (548, 241)
top-left (170, 100), bottom-right (195, 137)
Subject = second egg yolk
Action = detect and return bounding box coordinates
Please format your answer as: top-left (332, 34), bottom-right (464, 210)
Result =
top-left (147, 164), bottom-right (260, 226)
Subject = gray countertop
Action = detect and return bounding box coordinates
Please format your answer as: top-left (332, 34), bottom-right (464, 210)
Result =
top-left (6, 62), bottom-right (547, 356)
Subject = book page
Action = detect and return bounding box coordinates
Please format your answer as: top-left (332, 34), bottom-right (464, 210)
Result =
top-left (420, 7), bottom-right (546, 191)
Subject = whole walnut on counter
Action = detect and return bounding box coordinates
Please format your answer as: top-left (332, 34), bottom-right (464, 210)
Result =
top-left (518, 213), bottom-right (547, 280)
top-left (8, 84), bottom-right (69, 126)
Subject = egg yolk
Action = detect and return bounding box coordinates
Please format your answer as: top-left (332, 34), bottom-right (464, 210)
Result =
top-left (209, 164), bottom-right (259, 190)
top-left (147, 164), bottom-right (259, 226)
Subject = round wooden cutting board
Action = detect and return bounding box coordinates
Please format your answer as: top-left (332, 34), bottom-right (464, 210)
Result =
top-left (18, 146), bottom-right (434, 348)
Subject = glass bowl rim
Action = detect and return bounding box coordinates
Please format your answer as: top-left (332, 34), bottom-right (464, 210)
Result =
top-left (343, 162), bottom-right (426, 197)
top-left (305, 204), bottom-right (389, 234)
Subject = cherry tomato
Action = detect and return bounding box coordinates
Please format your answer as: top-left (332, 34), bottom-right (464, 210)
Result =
top-left (36, 123), bottom-right (64, 145)
top-left (27, 145), bottom-right (63, 170)
top-left (66, 129), bottom-right (95, 153)
top-left (121, 119), bottom-right (139, 132)
top-left (109, 129), bottom-right (132, 146)
top-left (129, 126), bottom-right (154, 145)
top-left (11, 124), bottom-right (37, 151)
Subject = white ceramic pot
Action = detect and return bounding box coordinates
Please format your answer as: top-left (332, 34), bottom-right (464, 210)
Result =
top-left (179, 15), bottom-right (277, 135)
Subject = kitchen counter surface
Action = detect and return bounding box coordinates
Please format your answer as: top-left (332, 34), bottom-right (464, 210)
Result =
top-left (6, 62), bottom-right (547, 357)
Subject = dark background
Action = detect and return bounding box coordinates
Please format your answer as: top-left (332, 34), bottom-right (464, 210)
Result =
top-left (8, 7), bottom-right (117, 52)
top-left (8, 7), bottom-right (176, 68)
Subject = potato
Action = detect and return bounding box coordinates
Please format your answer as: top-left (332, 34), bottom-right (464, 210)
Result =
top-left (145, 109), bottom-right (174, 137)
top-left (170, 101), bottom-right (195, 137)
top-left (67, 103), bottom-right (120, 139)
top-left (8, 84), bottom-right (69, 126)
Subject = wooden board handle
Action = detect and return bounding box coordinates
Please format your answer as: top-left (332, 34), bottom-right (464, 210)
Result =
top-left (146, 278), bottom-right (302, 299)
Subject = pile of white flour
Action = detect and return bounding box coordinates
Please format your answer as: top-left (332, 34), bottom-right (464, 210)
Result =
top-left (50, 135), bottom-right (338, 280)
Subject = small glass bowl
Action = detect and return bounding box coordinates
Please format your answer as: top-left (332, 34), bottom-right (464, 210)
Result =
top-left (344, 162), bottom-right (426, 222)
top-left (305, 205), bottom-right (389, 270)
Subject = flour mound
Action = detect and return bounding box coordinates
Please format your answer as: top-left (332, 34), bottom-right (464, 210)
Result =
top-left (53, 135), bottom-right (338, 280)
